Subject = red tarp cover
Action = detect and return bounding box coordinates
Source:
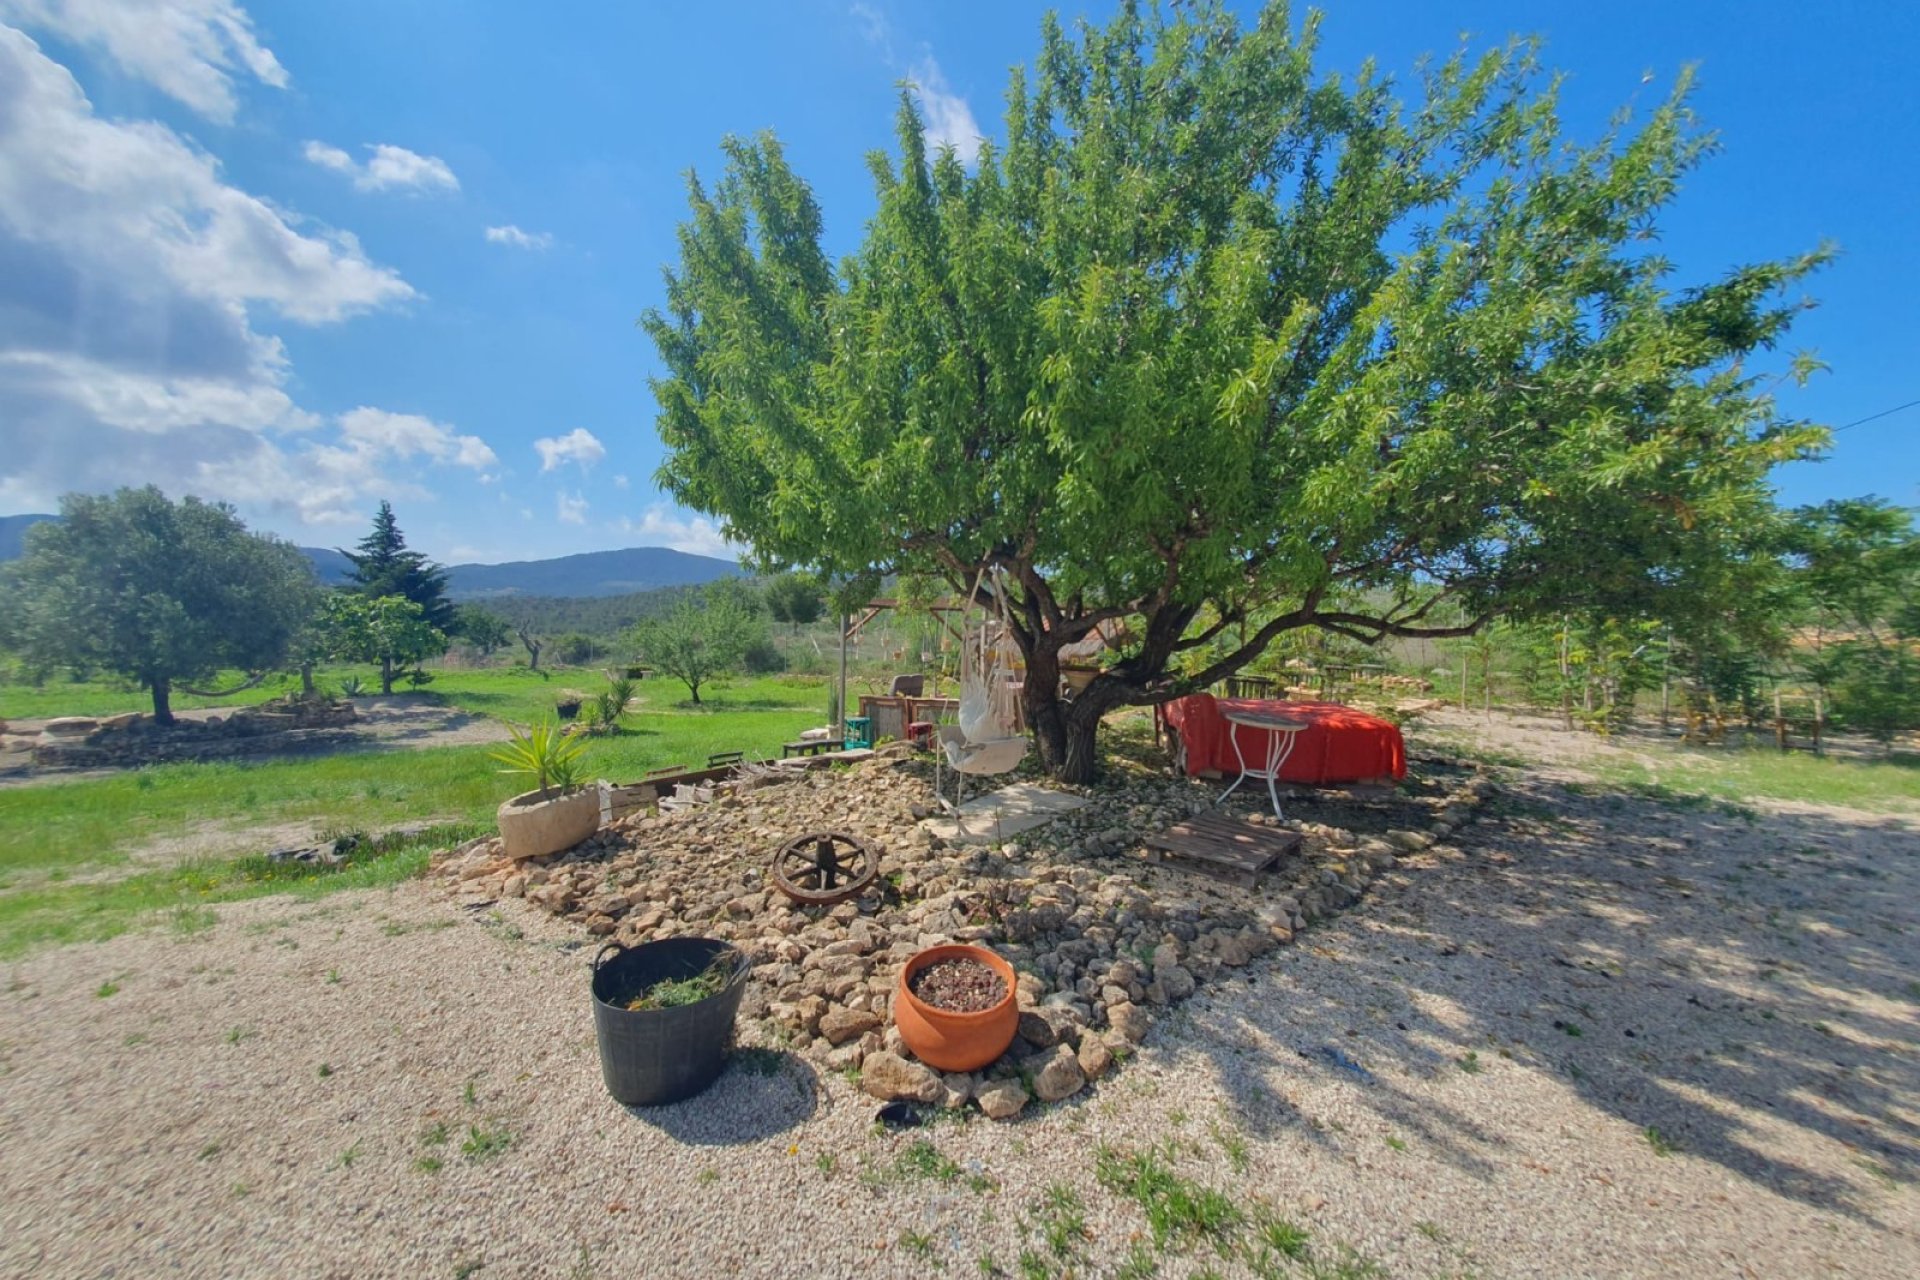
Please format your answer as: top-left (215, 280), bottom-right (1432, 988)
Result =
top-left (1160, 694), bottom-right (1406, 784)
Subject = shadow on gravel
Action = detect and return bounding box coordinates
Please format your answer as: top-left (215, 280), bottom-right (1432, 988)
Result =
top-left (1174, 764), bottom-right (1920, 1224)
top-left (625, 1050), bottom-right (818, 1145)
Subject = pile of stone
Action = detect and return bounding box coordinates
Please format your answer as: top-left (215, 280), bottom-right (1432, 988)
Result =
top-left (24, 697), bottom-right (357, 769)
top-left (434, 754), bottom-right (1494, 1119)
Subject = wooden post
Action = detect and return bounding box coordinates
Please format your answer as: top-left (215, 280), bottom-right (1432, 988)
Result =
top-left (1773, 686), bottom-right (1787, 752)
top-left (1460, 648), bottom-right (1469, 712)
top-left (1659, 628), bottom-right (1672, 732)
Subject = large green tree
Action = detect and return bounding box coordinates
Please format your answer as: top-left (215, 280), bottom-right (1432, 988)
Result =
top-left (644, 2), bottom-right (1827, 781)
top-left (1, 487), bottom-right (317, 722)
top-left (340, 501), bottom-right (455, 633)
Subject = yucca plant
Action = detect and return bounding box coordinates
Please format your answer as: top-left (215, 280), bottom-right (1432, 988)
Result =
top-left (489, 717), bottom-right (588, 798)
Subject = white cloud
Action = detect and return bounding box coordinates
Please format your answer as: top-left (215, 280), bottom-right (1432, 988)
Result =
top-left (0, 0), bottom-right (286, 123)
top-left (484, 223), bottom-right (552, 250)
top-left (338, 407), bottom-right (495, 470)
top-left (908, 58), bottom-right (981, 165)
top-left (612, 505), bottom-right (733, 558)
top-left (556, 490), bottom-right (588, 525)
top-left (0, 27), bottom-right (482, 527)
top-left (849, 2), bottom-right (892, 57)
top-left (534, 427), bottom-right (605, 473)
top-left (304, 139), bottom-right (458, 193)
top-left (612, 473), bottom-right (629, 489)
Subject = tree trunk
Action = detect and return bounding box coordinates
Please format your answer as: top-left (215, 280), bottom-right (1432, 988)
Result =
top-left (1059, 707), bottom-right (1102, 785)
top-left (1023, 643), bottom-right (1068, 772)
top-left (150, 675), bottom-right (173, 725)
top-left (381, 656), bottom-right (395, 695)
top-left (688, 680), bottom-right (702, 705)
top-left (300, 662), bottom-right (315, 698)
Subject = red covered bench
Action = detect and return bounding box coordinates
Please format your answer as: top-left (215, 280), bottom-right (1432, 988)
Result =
top-left (1160, 693), bottom-right (1405, 786)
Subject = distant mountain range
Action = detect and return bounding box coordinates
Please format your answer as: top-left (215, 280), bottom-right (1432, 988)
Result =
top-left (0, 513), bottom-right (741, 600)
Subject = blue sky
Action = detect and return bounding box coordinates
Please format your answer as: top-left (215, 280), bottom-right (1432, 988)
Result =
top-left (0, 1), bottom-right (1912, 564)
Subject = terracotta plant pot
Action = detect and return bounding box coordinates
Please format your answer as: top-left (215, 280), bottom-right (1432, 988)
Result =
top-left (894, 944), bottom-right (1019, 1073)
top-left (496, 785), bottom-right (600, 859)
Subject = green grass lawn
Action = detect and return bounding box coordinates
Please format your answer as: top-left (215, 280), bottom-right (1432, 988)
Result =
top-left (0, 666), bottom-right (835, 955)
top-left (1584, 744), bottom-right (1920, 814)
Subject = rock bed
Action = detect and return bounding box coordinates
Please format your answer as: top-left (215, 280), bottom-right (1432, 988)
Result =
top-left (433, 751), bottom-right (1493, 1119)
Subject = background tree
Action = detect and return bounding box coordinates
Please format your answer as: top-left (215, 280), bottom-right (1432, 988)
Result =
top-left (453, 604), bottom-right (512, 658)
top-left (1784, 498), bottom-right (1920, 745)
top-left (515, 624), bottom-right (545, 673)
top-left (765, 573), bottom-right (825, 631)
top-left (324, 594), bottom-right (445, 695)
top-left (341, 501), bottom-right (455, 633)
top-left (644, 2), bottom-right (1827, 781)
top-left (0, 487), bottom-right (316, 722)
top-left (631, 584), bottom-right (765, 704)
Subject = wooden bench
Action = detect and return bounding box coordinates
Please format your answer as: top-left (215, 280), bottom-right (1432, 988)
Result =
top-left (706, 750), bottom-right (745, 769)
top-left (782, 739), bottom-right (838, 758)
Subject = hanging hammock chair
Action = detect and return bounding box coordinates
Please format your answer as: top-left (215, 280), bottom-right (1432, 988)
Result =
top-left (936, 568), bottom-right (1029, 806)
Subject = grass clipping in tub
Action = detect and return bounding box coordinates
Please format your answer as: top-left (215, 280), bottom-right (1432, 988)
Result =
top-left (621, 949), bottom-right (740, 1011)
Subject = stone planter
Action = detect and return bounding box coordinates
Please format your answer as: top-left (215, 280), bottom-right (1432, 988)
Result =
top-left (894, 943), bottom-right (1019, 1073)
top-left (496, 785), bottom-right (600, 859)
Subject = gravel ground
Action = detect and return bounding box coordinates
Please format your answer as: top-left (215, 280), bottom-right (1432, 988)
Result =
top-left (2, 713), bottom-right (1916, 1278)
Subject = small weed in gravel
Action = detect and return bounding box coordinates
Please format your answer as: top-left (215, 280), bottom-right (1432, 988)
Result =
top-left (1114, 1244), bottom-right (1160, 1279)
top-left (1457, 1051), bottom-right (1481, 1073)
top-left (1554, 1021), bottom-right (1583, 1038)
top-left (696, 1168), bottom-right (719, 1186)
top-left (317, 1062), bottom-right (332, 1078)
top-left (1415, 1221), bottom-right (1450, 1243)
top-left (1643, 1126), bottom-right (1676, 1157)
top-left (1302, 1243), bottom-right (1389, 1279)
top-left (1384, 1135), bottom-right (1408, 1152)
top-left (1016, 1250), bottom-right (1051, 1280)
top-left (891, 1138), bottom-right (961, 1184)
top-left (95, 980), bottom-right (119, 998)
top-left (325, 969), bottom-right (340, 984)
top-left (463, 1078), bottom-right (478, 1107)
top-left (197, 1142), bottom-right (221, 1161)
top-left (1095, 1142), bottom-right (1242, 1254)
top-left (815, 1151), bottom-right (837, 1175)
top-left (1253, 1211), bottom-right (1312, 1261)
top-left (461, 1123), bottom-right (511, 1162)
top-left (415, 1155), bottom-right (444, 1174)
top-left (123, 1032), bottom-right (147, 1047)
top-left (1208, 1121), bottom-right (1250, 1173)
top-left (225, 1026), bottom-right (255, 1044)
top-left (168, 905), bottom-right (218, 937)
top-left (332, 1142), bottom-right (361, 1170)
top-left (452, 1260), bottom-right (483, 1279)
top-left (1037, 1184), bottom-right (1089, 1259)
top-left (899, 1230), bottom-right (938, 1263)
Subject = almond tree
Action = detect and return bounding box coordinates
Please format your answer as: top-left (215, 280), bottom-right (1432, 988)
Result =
top-left (644, 1), bottom-right (1827, 781)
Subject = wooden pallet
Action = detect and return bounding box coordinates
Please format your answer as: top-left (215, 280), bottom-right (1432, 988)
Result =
top-left (1143, 813), bottom-right (1302, 887)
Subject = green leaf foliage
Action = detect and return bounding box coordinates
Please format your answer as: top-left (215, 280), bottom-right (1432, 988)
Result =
top-left (0, 486), bottom-right (317, 722)
top-left (643, 1), bottom-right (1829, 780)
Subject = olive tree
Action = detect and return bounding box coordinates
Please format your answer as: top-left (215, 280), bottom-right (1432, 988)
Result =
top-left (1, 487), bottom-right (318, 722)
top-left (644, 1), bottom-right (1827, 781)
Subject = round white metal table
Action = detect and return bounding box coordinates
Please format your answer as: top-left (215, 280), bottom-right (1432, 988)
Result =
top-left (1218, 708), bottom-right (1309, 820)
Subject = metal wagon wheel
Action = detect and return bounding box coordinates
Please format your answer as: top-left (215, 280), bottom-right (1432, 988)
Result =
top-left (769, 830), bottom-right (879, 906)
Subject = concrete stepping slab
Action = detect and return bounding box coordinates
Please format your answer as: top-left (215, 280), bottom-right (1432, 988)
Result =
top-left (918, 781), bottom-right (1090, 846)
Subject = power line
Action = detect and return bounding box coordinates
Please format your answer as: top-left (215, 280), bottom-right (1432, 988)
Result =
top-left (1832, 398), bottom-right (1920, 434)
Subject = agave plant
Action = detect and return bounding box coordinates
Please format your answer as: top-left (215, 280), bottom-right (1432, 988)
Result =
top-left (489, 717), bottom-right (587, 798)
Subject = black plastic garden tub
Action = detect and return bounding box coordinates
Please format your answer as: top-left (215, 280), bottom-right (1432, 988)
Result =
top-left (590, 937), bottom-right (750, 1107)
